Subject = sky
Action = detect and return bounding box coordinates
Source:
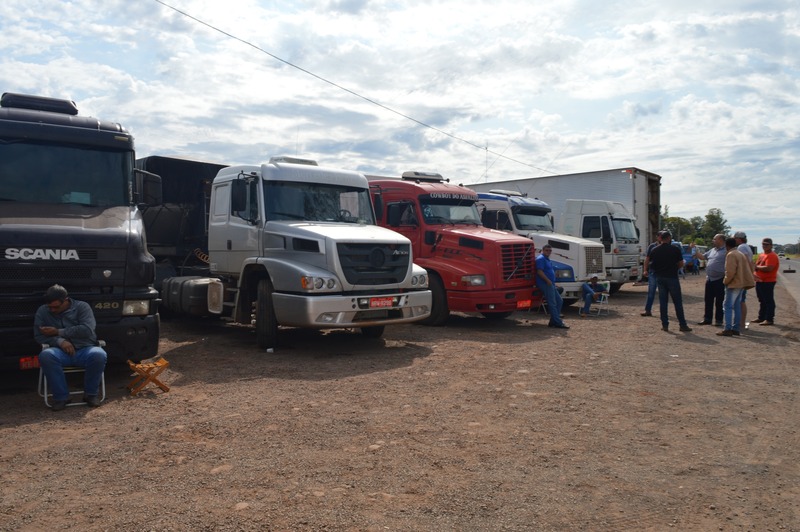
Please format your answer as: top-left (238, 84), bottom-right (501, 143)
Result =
top-left (1, 0), bottom-right (798, 249)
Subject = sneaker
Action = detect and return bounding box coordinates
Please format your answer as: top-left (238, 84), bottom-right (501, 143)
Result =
top-left (716, 329), bottom-right (735, 337)
top-left (51, 399), bottom-right (69, 412)
top-left (679, 325), bottom-right (693, 332)
top-left (641, 311), bottom-right (653, 317)
top-left (82, 395), bottom-right (102, 408)
top-left (745, 322), bottom-right (750, 330)
top-left (759, 321), bottom-right (774, 326)
top-left (697, 321), bottom-right (712, 325)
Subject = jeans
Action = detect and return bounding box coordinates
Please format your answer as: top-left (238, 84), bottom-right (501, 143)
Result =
top-left (755, 281), bottom-right (776, 322)
top-left (644, 273), bottom-right (658, 313)
top-left (704, 277), bottom-right (725, 323)
top-left (539, 282), bottom-right (565, 326)
top-left (657, 276), bottom-right (688, 329)
top-left (723, 287), bottom-right (743, 332)
top-left (38, 345), bottom-right (107, 401)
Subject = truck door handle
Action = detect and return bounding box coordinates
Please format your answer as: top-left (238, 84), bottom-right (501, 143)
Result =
top-left (227, 240), bottom-right (232, 250)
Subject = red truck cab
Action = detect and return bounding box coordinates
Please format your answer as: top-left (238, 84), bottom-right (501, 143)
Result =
top-left (369, 172), bottom-right (539, 325)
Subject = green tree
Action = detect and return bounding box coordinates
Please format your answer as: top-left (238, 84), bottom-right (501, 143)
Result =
top-left (662, 216), bottom-right (693, 242)
top-left (699, 208), bottom-right (730, 241)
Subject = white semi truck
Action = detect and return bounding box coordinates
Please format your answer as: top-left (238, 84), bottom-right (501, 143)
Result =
top-left (144, 156), bottom-right (433, 349)
top-left (475, 191), bottom-right (605, 304)
top-left (469, 167), bottom-right (661, 292)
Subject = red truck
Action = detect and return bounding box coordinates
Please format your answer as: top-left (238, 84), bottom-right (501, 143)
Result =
top-left (369, 172), bottom-right (539, 325)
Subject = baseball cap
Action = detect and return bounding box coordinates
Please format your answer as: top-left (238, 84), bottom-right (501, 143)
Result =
top-left (733, 231), bottom-right (747, 239)
top-left (658, 230), bottom-right (671, 238)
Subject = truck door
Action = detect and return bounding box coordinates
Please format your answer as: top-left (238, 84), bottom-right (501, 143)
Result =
top-left (208, 179), bottom-right (261, 274)
top-left (387, 201), bottom-right (422, 250)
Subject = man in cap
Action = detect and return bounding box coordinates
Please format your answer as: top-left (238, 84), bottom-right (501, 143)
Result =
top-left (753, 238), bottom-right (779, 325)
top-left (647, 230), bottom-right (692, 332)
top-left (579, 275), bottom-right (607, 317)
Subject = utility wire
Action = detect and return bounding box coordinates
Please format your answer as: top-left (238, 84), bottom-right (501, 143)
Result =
top-left (154, 0), bottom-right (554, 175)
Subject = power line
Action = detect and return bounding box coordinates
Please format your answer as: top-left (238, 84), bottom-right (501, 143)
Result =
top-left (154, 0), bottom-right (554, 175)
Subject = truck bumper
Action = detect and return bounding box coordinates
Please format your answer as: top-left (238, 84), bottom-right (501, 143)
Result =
top-left (96, 314), bottom-right (161, 364)
top-left (272, 290), bottom-right (432, 328)
top-left (447, 287), bottom-right (534, 314)
top-left (556, 281), bottom-right (585, 301)
top-left (607, 266), bottom-right (638, 284)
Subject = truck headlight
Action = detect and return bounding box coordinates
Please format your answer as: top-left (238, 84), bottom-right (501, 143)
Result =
top-left (411, 274), bottom-right (428, 287)
top-left (461, 275), bottom-right (486, 286)
top-left (301, 276), bottom-right (338, 291)
top-left (555, 269), bottom-right (573, 279)
top-left (122, 300), bottom-right (150, 316)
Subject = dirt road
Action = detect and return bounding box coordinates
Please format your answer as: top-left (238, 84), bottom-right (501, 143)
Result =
top-left (1, 275), bottom-right (798, 531)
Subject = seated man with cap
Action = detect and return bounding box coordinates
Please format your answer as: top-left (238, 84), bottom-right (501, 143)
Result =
top-left (579, 275), bottom-right (607, 317)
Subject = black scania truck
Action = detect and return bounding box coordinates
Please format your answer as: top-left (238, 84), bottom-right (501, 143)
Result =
top-left (0, 92), bottom-right (161, 370)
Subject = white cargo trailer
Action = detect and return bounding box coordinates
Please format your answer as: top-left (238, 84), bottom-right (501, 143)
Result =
top-left (468, 168), bottom-right (661, 291)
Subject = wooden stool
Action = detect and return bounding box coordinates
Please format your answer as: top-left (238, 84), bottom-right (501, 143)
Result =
top-left (127, 358), bottom-right (170, 396)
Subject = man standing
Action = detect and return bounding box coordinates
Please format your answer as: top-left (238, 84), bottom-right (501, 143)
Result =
top-left (718, 237), bottom-right (756, 337)
top-left (34, 284), bottom-right (107, 411)
top-left (648, 231), bottom-right (692, 332)
top-left (640, 232), bottom-right (662, 317)
top-left (733, 231), bottom-right (754, 328)
top-left (691, 234), bottom-right (726, 326)
top-left (753, 238), bottom-right (780, 326)
top-left (535, 244), bottom-right (569, 329)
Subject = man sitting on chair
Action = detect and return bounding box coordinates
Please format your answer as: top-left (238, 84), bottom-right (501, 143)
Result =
top-left (34, 284), bottom-right (107, 411)
top-left (580, 275), bottom-right (607, 317)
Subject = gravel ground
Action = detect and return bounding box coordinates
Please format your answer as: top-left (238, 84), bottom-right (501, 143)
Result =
top-left (1, 274), bottom-right (799, 531)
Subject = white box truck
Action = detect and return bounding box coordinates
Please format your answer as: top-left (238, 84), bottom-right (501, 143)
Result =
top-left (468, 168), bottom-right (661, 292)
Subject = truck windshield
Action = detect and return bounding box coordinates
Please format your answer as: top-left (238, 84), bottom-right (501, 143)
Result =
top-left (611, 218), bottom-right (638, 243)
top-left (0, 140), bottom-right (129, 206)
top-left (512, 207), bottom-right (554, 231)
top-left (264, 181), bottom-right (375, 224)
top-left (419, 198), bottom-right (481, 225)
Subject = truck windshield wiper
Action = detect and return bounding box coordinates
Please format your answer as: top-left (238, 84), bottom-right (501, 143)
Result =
top-left (0, 197), bottom-right (17, 201)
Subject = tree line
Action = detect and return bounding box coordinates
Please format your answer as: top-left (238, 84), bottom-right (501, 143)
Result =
top-left (661, 207), bottom-right (798, 254)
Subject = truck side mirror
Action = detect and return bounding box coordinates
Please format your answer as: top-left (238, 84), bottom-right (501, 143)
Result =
top-left (372, 192), bottom-right (384, 219)
top-left (231, 179), bottom-right (248, 213)
top-left (387, 204), bottom-right (402, 227)
top-left (133, 169), bottom-right (162, 207)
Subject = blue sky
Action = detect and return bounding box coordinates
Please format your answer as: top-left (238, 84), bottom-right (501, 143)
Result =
top-left (2, 0), bottom-right (798, 249)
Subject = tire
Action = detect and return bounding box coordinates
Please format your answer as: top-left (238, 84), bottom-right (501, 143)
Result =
top-left (609, 283), bottom-right (622, 294)
top-left (256, 278), bottom-right (278, 349)
top-left (481, 311), bottom-right (513, 320)
top-left (419, 274), bottom-right (449, 326)
top-left (562, 298), bottom-right (578, 307)
top-left (360, 326), bottom-right (385, 338)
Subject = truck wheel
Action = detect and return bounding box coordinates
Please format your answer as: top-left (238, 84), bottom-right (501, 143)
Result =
top-left (360, 326), bottom-right (385, 338)
top-left (256, 279), bottom-right (278, 349)
top-left (609, 283), bottom-right (622, 294)
top-left (419, 274), bottom-right (449, 326)
top-left (481, 311), bottom-right (513, 320)
top-left (562, 298), bottom-right (578, 307)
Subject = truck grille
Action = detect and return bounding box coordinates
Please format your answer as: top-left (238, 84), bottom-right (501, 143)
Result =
top-left (337, 243), bottom-right (411, 285)
top-left (500, 243), bottom-right (535, 281)
top-left (584, 246), bottom-right (605, 274)
top-left (0, 265), bottom-right (93, 281)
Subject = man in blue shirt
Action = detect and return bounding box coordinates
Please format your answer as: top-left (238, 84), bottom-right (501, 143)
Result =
top-left (535, 244), bottom-right (569, 329)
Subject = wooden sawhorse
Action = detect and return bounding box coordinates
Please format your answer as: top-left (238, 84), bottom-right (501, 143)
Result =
top-left (127, 358), bottom-right (170, 396)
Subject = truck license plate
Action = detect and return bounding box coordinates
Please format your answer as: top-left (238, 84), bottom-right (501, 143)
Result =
top-left (516, 299), bottom-right (532, 310)
top-left (369, 296), bottom-right (395, 308)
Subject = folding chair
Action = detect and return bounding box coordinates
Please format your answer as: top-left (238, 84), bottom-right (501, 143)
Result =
top-left (127, 358), bottom-right (170, 396)
top-left (38, 342), bottom-right (106, 407)
top-left (39, 366), bottom-right (106, 407)
top-left (593, 292), bottom-right (610, 316)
